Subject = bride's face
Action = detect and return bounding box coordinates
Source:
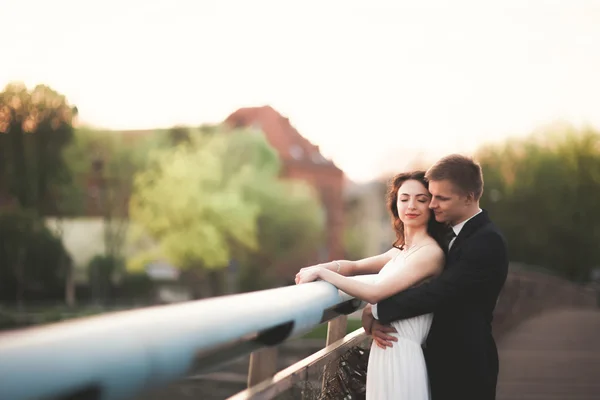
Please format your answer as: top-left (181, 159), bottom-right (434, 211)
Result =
top-left (396, 180), bottom-right (432, 227)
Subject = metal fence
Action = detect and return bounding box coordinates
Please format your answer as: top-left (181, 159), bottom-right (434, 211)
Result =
top-left (0, 275), bottom-right (377, 400)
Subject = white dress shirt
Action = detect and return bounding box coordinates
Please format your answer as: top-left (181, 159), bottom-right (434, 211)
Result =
top-left (372, 208), bottom-right (483, 320)
top-left (448, 208), bottom-right (482, 250)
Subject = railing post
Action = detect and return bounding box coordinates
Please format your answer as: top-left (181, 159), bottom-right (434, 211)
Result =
top-left (321, 315), bottom-right (348, 392)
top-left (325, 315), bottom-right (348, 346)
top-left (247, 346), bottom-right (279, 388)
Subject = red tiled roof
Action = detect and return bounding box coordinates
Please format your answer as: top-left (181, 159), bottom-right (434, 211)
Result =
top-left (224, 105), bottom-right (337, 168)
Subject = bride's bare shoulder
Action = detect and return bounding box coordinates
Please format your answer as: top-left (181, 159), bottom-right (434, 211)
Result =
top-left (422, 238), bottom-right (444, 253)
top-left (413, 239), bottom-right (445, 263)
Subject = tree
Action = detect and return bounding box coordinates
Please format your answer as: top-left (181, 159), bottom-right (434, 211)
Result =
top-left (0, 83), bottom-right (76, 306)
top-left (167, 125), bottom-right (192, 146)
top-left (129, 131), bottom-right (261, 290)
top-left (0, 82), bottom-right (77, 213)
top-left (129, 126), bottom-right (325, 295)
top-left (236, 177), bottom-right (325, 291)
top-left (61, 127), bottom-right (160, 302)
top-left (477, 124), bottom-right (600, 281)
top-left (0, 209), bottom-right (70, 307)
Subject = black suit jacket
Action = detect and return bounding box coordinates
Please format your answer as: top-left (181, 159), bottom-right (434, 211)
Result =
top-left (376, 210), bottom-right (508, 400)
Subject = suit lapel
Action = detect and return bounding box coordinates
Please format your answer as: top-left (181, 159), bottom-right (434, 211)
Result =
top-left (448, 209), bottom-right (490, 255)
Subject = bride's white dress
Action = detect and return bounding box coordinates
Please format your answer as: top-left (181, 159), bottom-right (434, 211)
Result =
top-left (366, 251), bottom-right (433, 400)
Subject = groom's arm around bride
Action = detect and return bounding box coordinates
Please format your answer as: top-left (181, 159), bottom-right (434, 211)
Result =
top-left (366, 222), bottom-right (507, 328)
top-left (364, 154), bottom-right (509, 400)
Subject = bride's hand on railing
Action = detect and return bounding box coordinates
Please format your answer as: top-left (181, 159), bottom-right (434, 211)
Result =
top-left (295, 265), bottom-right (324, 284)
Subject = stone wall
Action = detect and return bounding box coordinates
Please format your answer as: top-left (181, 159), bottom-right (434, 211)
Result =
top-left (492, 269), bottom-right (597, 339)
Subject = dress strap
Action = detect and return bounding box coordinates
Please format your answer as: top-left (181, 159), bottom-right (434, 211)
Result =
top-left (403, 242), bottom-right (436, 260)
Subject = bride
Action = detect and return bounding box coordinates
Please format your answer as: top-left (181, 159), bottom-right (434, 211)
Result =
top-left (295, 170), bottom-right (446, 400)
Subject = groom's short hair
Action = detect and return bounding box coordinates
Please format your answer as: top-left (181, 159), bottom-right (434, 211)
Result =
top-left (426, 154), bottom-right (484, 200)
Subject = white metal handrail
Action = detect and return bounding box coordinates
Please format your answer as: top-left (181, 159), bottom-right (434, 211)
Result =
top-left (0, 275), bottom-right (377, 400)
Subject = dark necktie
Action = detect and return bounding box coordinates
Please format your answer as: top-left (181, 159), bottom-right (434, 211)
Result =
top-left (444, 229), bottom-right (457, 251)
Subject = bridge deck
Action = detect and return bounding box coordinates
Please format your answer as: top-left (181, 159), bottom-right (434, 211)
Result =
top-left (497, 308), bottom-right (600, 400)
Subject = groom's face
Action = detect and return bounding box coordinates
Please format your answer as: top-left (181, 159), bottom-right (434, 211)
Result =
top-left (428, 179), bottom-right (470, 226)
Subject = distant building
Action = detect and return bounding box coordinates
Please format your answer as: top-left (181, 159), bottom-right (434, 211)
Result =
top-left (224, 106), bottom-right (345, 265)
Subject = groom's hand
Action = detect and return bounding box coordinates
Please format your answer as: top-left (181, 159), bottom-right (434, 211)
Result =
top-left (362, 305), bottom-right (397, 349)
top-left (371, 320), bottom-right (398, 349)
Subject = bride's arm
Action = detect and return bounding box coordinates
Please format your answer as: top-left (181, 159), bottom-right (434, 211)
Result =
top-left (297, 248), bottom-right (398, 278)
top-left (314, 247), bottom-right (444, 304)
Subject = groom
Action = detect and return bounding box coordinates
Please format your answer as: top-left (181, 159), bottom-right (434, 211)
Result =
top-left (362, 154), bottom-right (508, 400)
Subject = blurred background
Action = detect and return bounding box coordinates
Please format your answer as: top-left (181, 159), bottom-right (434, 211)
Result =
top-left (1, 0), bottom-right (599, 399)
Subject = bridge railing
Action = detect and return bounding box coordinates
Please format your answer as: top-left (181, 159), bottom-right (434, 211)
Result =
top-left (229, 326), bottom-right (371, 400)
top-left (1, 268), bottom-right (596, 400)
top-left (228, 268), bottom-right (599, 400)
top-left (0, 275), bottom-right (377, 400)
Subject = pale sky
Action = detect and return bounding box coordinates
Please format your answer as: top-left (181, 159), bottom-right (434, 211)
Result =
top-left (3, 0), bottom-right (600, 181)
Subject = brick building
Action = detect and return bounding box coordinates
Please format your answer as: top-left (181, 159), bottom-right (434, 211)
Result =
top-left (224, 105), bottom-right (345, 263)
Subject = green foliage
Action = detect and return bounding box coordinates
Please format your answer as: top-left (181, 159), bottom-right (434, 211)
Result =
top-left (301, 319), bottom-right (363, 339)
top-left (129, 126), bottom-right (325, 291)
top-left (0, 82), bottom-right (77, 214)
top-left (129, 129), bottom-right (264, 271)
top-left (223, 129), bottom-right (324, 289)
top-left (0, 210), bottom-right (70, 303)
top-left (477, 125), bottom-right (600, 281)
top-left (343, 225), bottom-right (367, 261)
top-left (0, 305), bottom-right (132, 331)
top-left (61, 126), bottom-right (161, 216)
top-left (87, 255), bottom-right (123, 303)
top-left (241, 178), bottom-right (324, 261)
top-left (167, 125), bottom-right (192, 146)
top-left (236, 179), bottom-right (325, 291)
top-left (61, 127), bottom-right (164, 269)
top-left (119, 272), bottom-right (155, 302)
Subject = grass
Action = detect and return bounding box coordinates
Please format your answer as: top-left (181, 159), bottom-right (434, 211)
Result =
top-left (0, 305), bottom-right (132, 331)
top-left (301, 319), bottom-right (363, 340)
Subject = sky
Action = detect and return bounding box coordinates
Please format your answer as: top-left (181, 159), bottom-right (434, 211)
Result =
top-left (3, 0), bottom-right (600, 181)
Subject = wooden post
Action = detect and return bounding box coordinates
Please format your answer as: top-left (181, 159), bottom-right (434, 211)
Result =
top-left (247, 346), bottom-right (279, 388)
top-left (325, 315), bottom-right (348, 346)
top-left (321, 315), bottom-right (348, 392)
